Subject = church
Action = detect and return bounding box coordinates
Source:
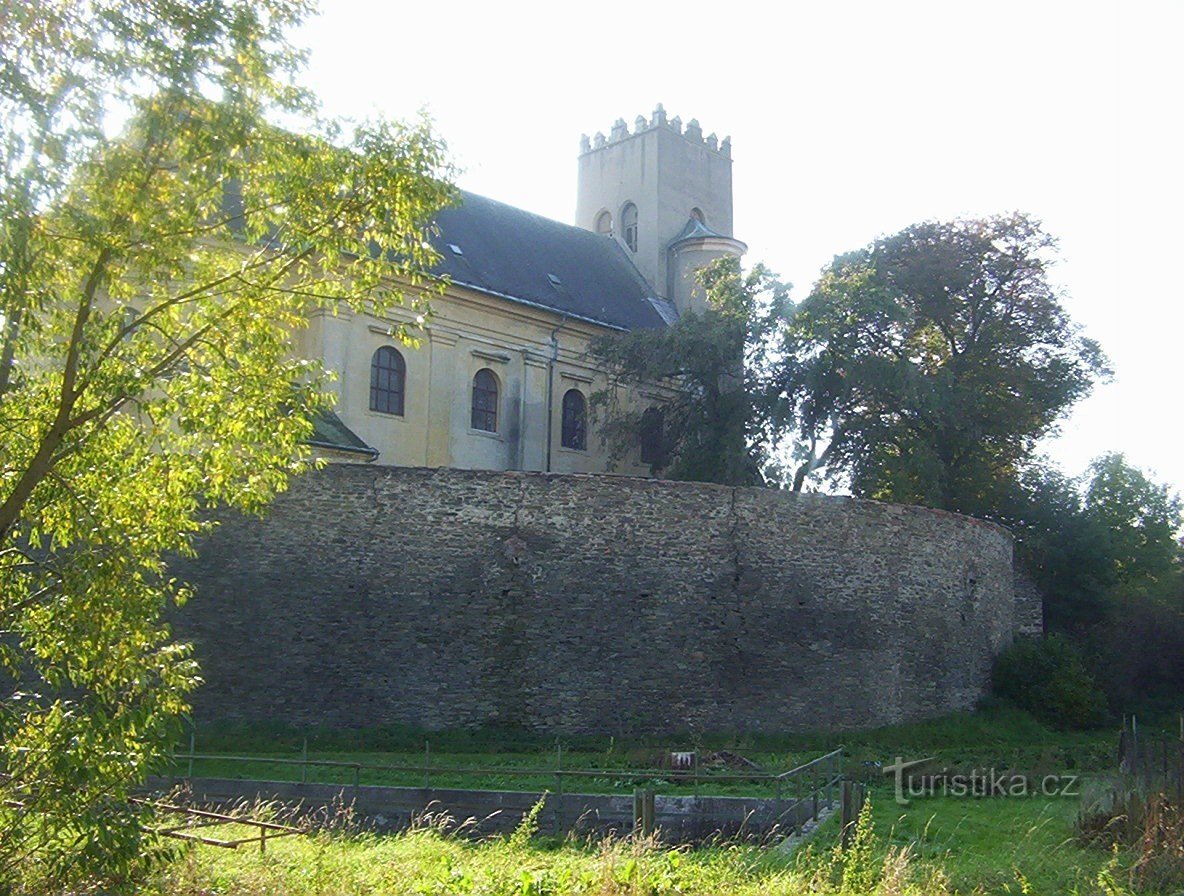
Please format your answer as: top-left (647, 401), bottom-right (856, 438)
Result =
top-left (302, 106), bottom-right (746, 473)
top-left (168, 111), bottom-right (1041, 740)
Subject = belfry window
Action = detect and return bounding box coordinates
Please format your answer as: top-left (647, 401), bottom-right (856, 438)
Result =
top-left (471, 368), bottom-right (499, 432)
top-left (621, 202), bottom-right (638, 253)
top-left (561, 388), bottom-right (587, 451)
top-left (369, 346), bottom-right (405, 416)
top-left (595, 210), bottom-right (613, 236)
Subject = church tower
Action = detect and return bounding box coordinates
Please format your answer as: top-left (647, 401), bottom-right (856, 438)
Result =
top-left (576, 105), bottom-right (747, 315)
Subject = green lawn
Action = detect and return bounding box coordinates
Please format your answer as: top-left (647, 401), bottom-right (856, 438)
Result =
top-left (865, 788), bottom-right (1109, 894)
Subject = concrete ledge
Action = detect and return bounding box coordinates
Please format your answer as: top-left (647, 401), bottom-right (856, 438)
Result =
top-left (146, 776), bottom-right (829, 843)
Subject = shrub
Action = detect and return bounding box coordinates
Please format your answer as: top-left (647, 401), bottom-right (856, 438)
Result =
top-left (992, 635), bottom-right (1108, 729)
top-left (1078, 783), bottom-right (1184, 893)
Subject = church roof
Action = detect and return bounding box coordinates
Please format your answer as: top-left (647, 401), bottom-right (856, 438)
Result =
top-left (429, 191), bottom-right (669, 331)
top-left (308, 409), bottom-right (378, 460)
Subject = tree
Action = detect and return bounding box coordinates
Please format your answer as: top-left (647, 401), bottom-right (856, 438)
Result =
top-left (0, 3), bottom-right (452, 889)
top-left (588, 257), bottom-right (789, 485)
top-left (773, 214), bottom-right (1109, 513)
top-left (1084, 452), bottom-right (1182, 596)
top-left (995, 454), bottom-right (1183, 712)
top-left (993, 461), bottom-right (1116, 632)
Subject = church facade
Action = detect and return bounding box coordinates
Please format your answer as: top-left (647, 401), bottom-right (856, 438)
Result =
top-left (302, 107), bottom-right (746, 473)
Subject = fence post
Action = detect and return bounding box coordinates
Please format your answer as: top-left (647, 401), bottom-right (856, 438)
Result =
top-left (187, 729), bottom-right (195, 779)
top-left (826, 754), bottom-right (835, 808)
top-left (840, 782), bottom-right (865, 850)
top-left (424, 740), bottom-right (431, 790)
top-left (840, 781), bottom-right (854, 849)
top-left (633, 788), bottom-right (655, 837)
top-left (554, 743), bottom-right (564, 837)
top-left (812, 768), bottom-right (819, 821)
top-left (300, 738), bottom-right (308, 785)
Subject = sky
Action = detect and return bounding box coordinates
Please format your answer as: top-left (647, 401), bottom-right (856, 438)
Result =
top-left (295, 0), bottom-right (1182, 495)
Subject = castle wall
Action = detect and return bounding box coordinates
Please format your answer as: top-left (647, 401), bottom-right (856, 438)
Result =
top-left (172, 466), bottom-right (1032, 735)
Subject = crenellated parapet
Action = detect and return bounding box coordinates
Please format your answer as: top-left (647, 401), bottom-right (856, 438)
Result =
top-left (579, 104), bottom-right (731, 159)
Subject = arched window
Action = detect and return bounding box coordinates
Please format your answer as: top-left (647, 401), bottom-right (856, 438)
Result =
top-left (561, 388), bottom-right (587, 451)
top-left (595, 210), bottom-right (613, 236)
top-left (640, 407), bottom-right (664, 466)
top-left (621, 202), bottom-right (638, 253)
top-left (471, 368), bottom-right (499, 432)
top-left (369, 346), bottom-right (405, 415)
top-left (690, 207), bottom-right (705, 225)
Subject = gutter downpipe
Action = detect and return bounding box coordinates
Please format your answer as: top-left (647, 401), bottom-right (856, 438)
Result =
top-left (545, 315), bottom-right (569, 473)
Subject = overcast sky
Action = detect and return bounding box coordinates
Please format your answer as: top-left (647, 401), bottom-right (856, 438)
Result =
top-left (295, 0), bottom-right (1182, 495)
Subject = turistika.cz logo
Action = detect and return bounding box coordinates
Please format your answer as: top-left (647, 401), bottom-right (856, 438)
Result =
top-left (882, 756), bottom-right (1080, 806)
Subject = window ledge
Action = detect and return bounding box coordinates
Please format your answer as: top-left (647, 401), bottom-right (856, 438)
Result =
top-left (365, 410), bottom-right (408, 423)
top-left (468, 427), bottom-right (504, 442)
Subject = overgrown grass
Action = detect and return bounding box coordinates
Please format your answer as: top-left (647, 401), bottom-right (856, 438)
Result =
top-left (147, 804), bottom-right (943, 896)
top-left (143, 791), bottom-right (1138, 896)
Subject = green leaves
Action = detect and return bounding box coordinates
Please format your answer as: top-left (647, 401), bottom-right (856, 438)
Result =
top-left (774, 214), bottom-right (1108, 513)
top-left (0, 2), bottom-right (453, 890)
top-left (589, 257), bottom-right (789, 486)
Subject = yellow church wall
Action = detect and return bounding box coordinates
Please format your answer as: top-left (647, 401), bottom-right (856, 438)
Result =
top-left (306, 279), bottom-right (663, 476)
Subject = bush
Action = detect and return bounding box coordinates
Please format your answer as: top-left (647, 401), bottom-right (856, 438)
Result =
top-left (992, 635), bottom-right (1108, 729)
top-left (1078, 783), bottom-right (1184, 893)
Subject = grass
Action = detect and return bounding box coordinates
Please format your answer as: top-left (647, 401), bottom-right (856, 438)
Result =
top-left (172, 749), bottom-right (815, 797)
top-left (867, 788), bottom-right (1109, 893)
top-left (144, 790), bottom-right (1128, 895)
top-left (143, 706), bottom-right (1168, 894)
top-left (172, 701), bottom-right (1120, 797)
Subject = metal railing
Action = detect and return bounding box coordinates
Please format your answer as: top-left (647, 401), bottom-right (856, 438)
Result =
top-left (168, 742), bottom-right (845, 836)
top-left (173, 745), bottom-right (842, 790)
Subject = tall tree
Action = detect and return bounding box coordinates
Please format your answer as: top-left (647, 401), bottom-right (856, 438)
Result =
top-left (0, 2), bottom-right (453, 889)
top-left (773, 214), bottom-right (1108, 513)
top-left (588, 257), bottom-right (789, 485)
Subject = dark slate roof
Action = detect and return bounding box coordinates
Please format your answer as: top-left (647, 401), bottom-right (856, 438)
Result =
top-left (429, 191), bottom-right (668, 331)
top-left (308, 410), bottom-right (378, 459)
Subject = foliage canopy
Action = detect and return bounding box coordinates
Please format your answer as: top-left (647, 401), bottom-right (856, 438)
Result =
top-left (772, 214), bottom-right (1109, 511)
top-left (0, 1), bottom-right (453, 889)
top-left (588, 257), bottom-right (789, 485)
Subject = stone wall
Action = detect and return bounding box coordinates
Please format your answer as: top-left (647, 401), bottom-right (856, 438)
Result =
top-left (172, 466), bottom-right (1033, 734)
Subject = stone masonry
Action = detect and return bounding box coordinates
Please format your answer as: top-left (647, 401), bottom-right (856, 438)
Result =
top-left (171, 466), bottom-right (1033, 734)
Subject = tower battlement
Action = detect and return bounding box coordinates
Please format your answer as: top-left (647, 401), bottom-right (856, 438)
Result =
top-left (576, 105), bottom-right (742, 312)
top-left (579, 104), bottom-right (731, 159)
